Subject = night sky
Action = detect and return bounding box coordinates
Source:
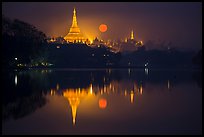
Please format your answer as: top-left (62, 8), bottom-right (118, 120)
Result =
top-left (2, 2), bottom-right (202, 51)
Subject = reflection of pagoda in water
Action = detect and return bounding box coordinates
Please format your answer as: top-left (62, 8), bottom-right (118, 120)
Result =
top-left (64, 8), bottom-right (86, 43)
top-left (62, 84), bottom-right (93, 125)
top-left (49, 80), bottom-right (143, 125)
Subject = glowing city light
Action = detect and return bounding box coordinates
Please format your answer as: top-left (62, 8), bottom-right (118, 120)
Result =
top-left (90, 84), bottom-right (93, 94)
top-left (131, 30), bottom-right (134, 40)
top-left (167, 80), bottom-right (170, 89)
top-left (140, 85), bottom-right (143, 95)
top-left (145, 68), bottom-right (148, 75)
top-left (144, 62), bottom-right (148, 67)
top-left (130, 90), bottom-right (134, 103)
top-left (15, 75), bottom-right (18, 86)
top-left (128, 68), bottom-right (131, 75)
top-left (56, 83), bottom-right (60, 90)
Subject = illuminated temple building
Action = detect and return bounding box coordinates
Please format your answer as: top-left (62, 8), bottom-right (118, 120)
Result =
top-left (64, 8), bottom-right (86, 43)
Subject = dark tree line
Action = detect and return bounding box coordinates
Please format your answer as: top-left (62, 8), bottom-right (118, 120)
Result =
top-left (2, 15), bottom-right (48, 69)
top-left (47, 43), bottom-right (121, 68)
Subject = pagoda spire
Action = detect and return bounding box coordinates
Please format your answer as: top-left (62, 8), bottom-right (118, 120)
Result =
top-left (131, 30), bottom-right (134, 40)
top-left (72, 8), bottom-right (78, 28)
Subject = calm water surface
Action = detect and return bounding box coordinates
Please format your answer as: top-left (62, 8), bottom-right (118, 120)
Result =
top-left (2, 68), bottom-right (202, 135)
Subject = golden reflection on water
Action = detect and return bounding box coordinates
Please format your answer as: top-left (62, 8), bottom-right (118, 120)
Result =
top-left (5, 70), bottom-right (201, 134)
top-left (49, 81), bottom-right (143, 126)
top-left (167, 80), bottom-right (170, 90)
top-left (15, 75), bottom-right (18, 86)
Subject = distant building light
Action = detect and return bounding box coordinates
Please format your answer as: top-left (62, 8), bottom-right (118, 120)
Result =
top-left (92, 54), bottom-right (95, 56)
top-left (15, 58), bottom-right (18, 61)
top-left (17, 64), bottom-right (23, 67)
top-left (144, 62), bottom-right (148, 67)
top-left (103, 54), bottom-right (106, 57)
top-left (57, 46), bottom-right (60, 49)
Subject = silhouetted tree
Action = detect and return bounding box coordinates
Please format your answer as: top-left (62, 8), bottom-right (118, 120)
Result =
top-left (2, 15), bottom-right (48, 69)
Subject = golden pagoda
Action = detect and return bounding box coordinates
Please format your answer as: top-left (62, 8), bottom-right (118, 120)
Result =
top-left (131, 30), bottom-right (134, 40)
top-left (64, 8), bottom-right (86, 43)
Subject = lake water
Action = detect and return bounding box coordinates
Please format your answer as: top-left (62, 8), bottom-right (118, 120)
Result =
top-left (2, 68), bottom-right (202, 135)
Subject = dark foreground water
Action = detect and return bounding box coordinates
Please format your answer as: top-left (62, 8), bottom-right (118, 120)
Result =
top-left (2, 68), bottom-right (202, 135)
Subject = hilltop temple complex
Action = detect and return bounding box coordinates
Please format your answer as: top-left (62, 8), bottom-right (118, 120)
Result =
top-left (48, 7), bottom-right (144, 52)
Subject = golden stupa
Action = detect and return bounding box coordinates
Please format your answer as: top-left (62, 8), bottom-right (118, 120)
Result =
top-left (64, 8), bottom-right (86, 43)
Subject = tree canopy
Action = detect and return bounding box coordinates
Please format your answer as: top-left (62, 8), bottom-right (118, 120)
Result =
top-left (2, 15), bottom-right (48, 69)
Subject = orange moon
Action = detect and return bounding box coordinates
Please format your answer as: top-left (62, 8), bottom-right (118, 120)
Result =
top-left (99, 24), bottom-right (107, 32)
top-left (99, 98), bottom-right (107, 109)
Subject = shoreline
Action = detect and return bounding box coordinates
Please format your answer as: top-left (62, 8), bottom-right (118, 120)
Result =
top-left (1, 66), bottom-right (202, 72)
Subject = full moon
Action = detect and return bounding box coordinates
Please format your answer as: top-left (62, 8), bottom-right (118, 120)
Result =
top-left (99, 24), bottom-right (107, 32)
